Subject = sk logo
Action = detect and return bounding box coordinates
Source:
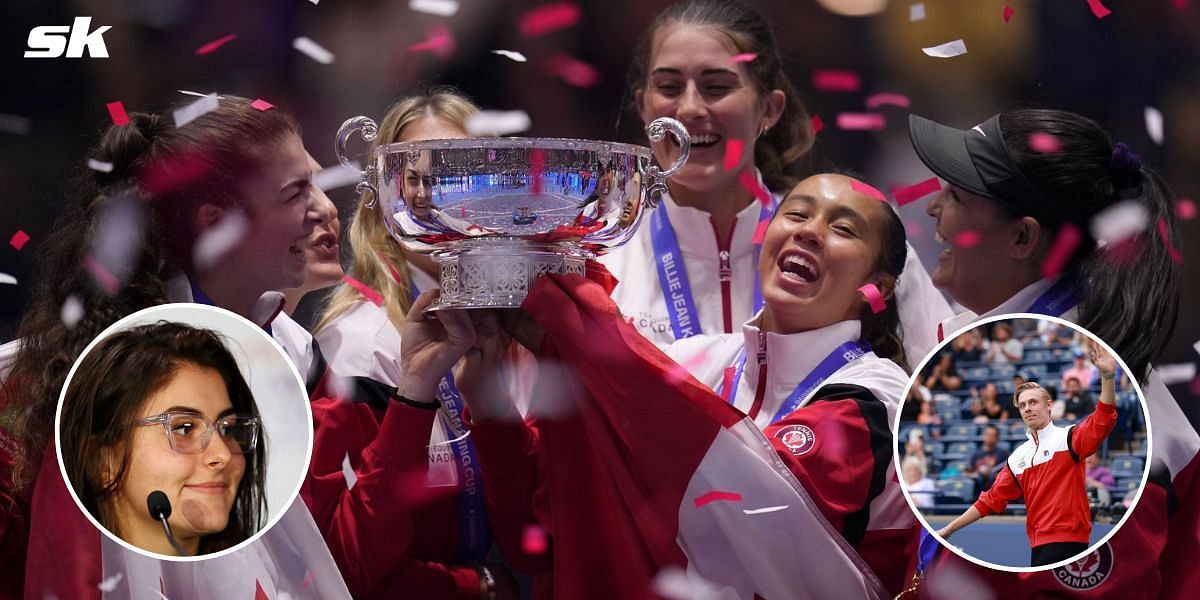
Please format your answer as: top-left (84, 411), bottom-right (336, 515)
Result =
top-left (1044, 450), bottom-right (1049, 457)
top-left (25, 17), bottom-right (111, 58)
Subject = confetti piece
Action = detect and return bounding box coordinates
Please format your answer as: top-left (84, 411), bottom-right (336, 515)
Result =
top-left (810, 114), bottom-right (824, 134)
top-left (865, 92), bottom-right (911, 110)
top-left (293, 36), bottom-right (335, 64)
top-left (255, 580), bottom-right (269, 600)
top-left (460, 206), bottom-right (467, 217)
top-left (106, 101), bottom-right (129, 126)
top-left (344, 275), bottom-right (384, 306)
top-left (0, 274), bottom-right (15, 285)
top-left (666, 349), bottom-right (710, 386)
top-left (1156, 363), bottom-right (1196, 385)
top-left (891, 177), bottom-right (941, 206)
top-left (9, 230), bottom-right (30, 251)
top-left (909, 3), bottom-right (926, 21)
top-left (851, 180), bottom-right (887, 202)
top-left (409, 0), bottom-right (460, 17)
top-left (1175, 0), bottom-right (1189, 10)
top-left (1041, 222), bottom-right (1083, 278)
top-left (1144, 107), bottom-right (1164, 145)
top-left (173, 93), bottom-right (219, 128)
top-left (1028, 132), bottom-right (1062, 153)
top-left (193, 211), bottom-right (248, 271)
top-left (141, 151), bottom-right (212, 197)
top-left (730, 53), bottom-right (757, 64)
top-left (858, 283), bottom-right (887, 314)
top-left (694, 490), bottom-right (743, 507)
top-left (952, 230), bottom-right (982, 248)
top-left (408, 24), bottom-right (455, 58)
top-left (1176, 199), bottom-right (1196, 220)
top-left (430, 429), bottom-right (471, 448)
top-left (1090, 201), bottom-right (1148, 247)
top-left (922, 39), bottom-right (968, 58)
top-left (61, 295), bottom-right (84, 327)
top-left (83, 255), bottom-right (120, 294)
top-left (653, 566), bottom-right (695, 600)
top-left (522, 524), bottom-right (549, 555)
top-left (519, 2), bottom-right (582, 37)
top-left (812, 69), bottom-right (861, 93)
top-left (1107, 236), bottom-right (1143, 266)
top-left (177, 89), bottom-right (215, 98)
top-left (531, 149), bottom-right (545, 196)
top-left (904, 221), bottom-right (923, 238)
top-left (1156, 216), bottom-right (1183, 263)
top-left (742, 505), bottom-right (788, 515)
top-left (301, 571), bottom-right (315, 590)
top-left (1193, 339), bottom-right (1200, 357)
top-left (544, 53), bottom-right (601, 88)
top-left (313, 163), bottom-right (363, 191)
top-left (250, 98), bottom-right (275, 111)
top-left (87, 158), bottom-right (113, 172)
top-left (738, 170), bottom-right (773, 208)
top-left (98, 572), bottom-right (124, 592)
top-left (342, 453), bottom-right (358, 490)
top-left (195, 34), bottom-right (236, 56)
top-left (491, 49), bottom-right (527, 62)
top-left (722, 139), bottom-right (745, 171)
top-left (751, 217), bottom-right (770, 245)
top-left (837, 112), bottom-right (886, 131)
top-left (0, 114), bottom-right (32, 135)
top-left (466, 110), bottom-right (532, 136)
top-left (1087, 0), bottom-right (1112, 19)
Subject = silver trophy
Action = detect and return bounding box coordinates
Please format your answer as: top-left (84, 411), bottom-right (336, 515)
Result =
top-left (334, 117), bottom-right (690, 309)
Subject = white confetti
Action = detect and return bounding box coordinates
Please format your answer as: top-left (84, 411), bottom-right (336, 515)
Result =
top-left (922, 38), bottom-right (968, 58)
top-left (429, 429), bottom-right (471, 447)
top-left (1090, 200), bottom-right (1149, 247)
top-left (192, 211), bottom-right (248, 271)
top-left (652, 566), bottom-right (720, 600)
top-left (491, 49), bottom-right (527, 63)
top-left (173, 92), bottom-right (219, 128)
top-left (313, 163), bottom-right (363, 192)
top-left (410, 0), bottom-right (459, 17)
top-left (466, 110), bottom-right (532, 137)
top-left (97, 572), bottom-right (124, 592)
top-left (87, 158), bottom-right (113, 173)
top-left (293, 36), bottom-right (335, 64)
top-left (742, 505), bottom-right (789, 515)
top-left (0, 113), bottom-right (32, 135)
top-left (308, 0), bottom-right (320, 5)
top-left (1144, 106), bottom-right (1164, 145)
top-left (910, 3), bottom-right (926, 21)
top-left (0, 273), bottom-right (16, 285)
top-left (61, 295), bottom-right (84, 328)
top-left (1156, 363), bottom-right (1197, 385)
top-left (342, 453), bottom-right (357, 490)
top-left (1193, 340), bottom-right (1200, 358)
top-left (251, 291), bottom-right (286, 329)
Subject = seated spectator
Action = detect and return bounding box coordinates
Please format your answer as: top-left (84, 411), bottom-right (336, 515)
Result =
top-left (970, 383), bottom-right (1010, 422)
top-left (984, 323), bottom-right (1024, 365)
top-left (1085, 453), bottom-right (1114, 505)
top-left (1012, 373), bottom-right (1027, 391)
top-left (1060, 348), bottom-right (1097, 389)
top-left (1062, 376), bottom-right (1096, 420)
top-left (902, 383), bottom-right (929, 421)
top-left (951, 330), bottom-right (983, 363)
top-left (917, 399), bottom-right (943, 427)
top-left (970, 425), bottom-right (1009, 491)
top-left (903, 456), bottom-right (937, 508)
top-left (924, 352), bottom-right (963, 391)
top-left (905, 430), bottom-right (932, 472)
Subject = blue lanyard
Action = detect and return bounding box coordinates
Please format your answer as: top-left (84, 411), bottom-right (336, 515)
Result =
top-left (723, 339), bottom-right (871, 424)
top-left (1027, 276), bottom-right (1077, 317)
top-left (435, 373), bottom-right (492, 563)
top-left (650, 199), bottom-right (774, 340)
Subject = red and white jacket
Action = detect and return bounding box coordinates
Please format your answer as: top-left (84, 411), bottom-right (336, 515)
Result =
top-left (974, 403), bottom-right (1118, 547)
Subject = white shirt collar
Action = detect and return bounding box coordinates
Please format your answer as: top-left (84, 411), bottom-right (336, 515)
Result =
top-left (937, 276), bottom-right (1063, 340)
top-left (739, 314), bottom-right (863, 387)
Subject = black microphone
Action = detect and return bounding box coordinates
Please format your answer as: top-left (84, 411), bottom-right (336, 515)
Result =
top-left (146, 491), bottom-right (190, 556)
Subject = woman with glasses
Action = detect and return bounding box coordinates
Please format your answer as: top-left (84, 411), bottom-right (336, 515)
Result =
top-left (59, 321), bottom-right (265, 556)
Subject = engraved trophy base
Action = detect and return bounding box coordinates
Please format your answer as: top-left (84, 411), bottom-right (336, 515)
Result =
top-left (432, 239), bottom-right (590, 309)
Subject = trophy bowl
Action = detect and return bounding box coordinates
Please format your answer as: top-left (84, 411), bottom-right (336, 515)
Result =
top-left (334, 117), bottom-right (690, 309)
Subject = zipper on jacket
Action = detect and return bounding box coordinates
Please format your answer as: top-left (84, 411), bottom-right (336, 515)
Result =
top-left (711, 218), bottom-right (736, 333)
top-left (748, 329), bottom-right (768, 420)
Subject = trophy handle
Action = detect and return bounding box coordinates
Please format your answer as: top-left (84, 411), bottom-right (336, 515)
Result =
top-left (644, 117), bottom-right (690, 208)
top-left (335, 116), bottom-right (381, 208)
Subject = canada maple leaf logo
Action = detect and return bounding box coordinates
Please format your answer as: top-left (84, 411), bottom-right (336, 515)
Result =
top-left (1066, 552), bottom-right (1100, 577)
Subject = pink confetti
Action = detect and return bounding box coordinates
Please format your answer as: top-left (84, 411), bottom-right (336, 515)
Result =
top-left (751, 217), bottom-right (770, 245)
top-left (460, 206), bottom-right (467, 217)
top-left (408, 24), bottom-right (455, 58)
top-left (531, 149), bottom-right (545, 196)
top-left (836, 112), bottom-right (886, 131)
top-left (1174, 0), bottom-right (1189, 10)
top-left (1087, 0), bottom-right (1112, 19)
top-left (1176, 198), bottom-right (1196, 220)
top-left (953, 230), bottom-right (982, 248)
top-left (723, 139), bottom-right (745, 171)
top-left (83, 255), bottom-right (120, 294)
top-left (343, 275), bottom-right (384, 306)
top-left (195, 34), bottom-right (236, 56)
top-left (301, 570), bottom-right (315, 590)
top-left (377, 251), bottom-right (404, 286)
top-left (810, 114), bottom-right (824, 134)
top-left (851, 180), bottom-right (887, 202)
top-left (544, 53), bottom-right (600, 88)
top-left (812, 69), bottom-right (861, 93)
top-left (864, 92), bottom-right (911, 110)
top-left (1003, 5), bottom-right (1015, 23)
top-left (9, 230), bottom-right (30, 251)
top-left (730, 53), bottom-right (757, 64)
top-left (666, 349), bottom-right (710, 385)
top-left (1156, 216), bottom-right (1183, 263)
top-left (1041, 223), bottom-right (1083, 278)
top-left (904, 221), bottom-right (923, 238)
top-left (694, 490), bottom-right (743, 508)
top-left (519, 2), bottom-right (581, 37)
top-left (106, 101), bottom-right (129, 126)
top-left (254, 580), bottom-right (268, 600)
top-left (250, 98), bottom-right (275, 112)
top-left (1028, 132), bottom-right (1062, 154)
top-left (522, 524), bottom-right (549, 555)
top-left (891, 177), bottom-right (941, 207)
top-left (858, 283), bottom-right (887, 314)
top-left (738, 170), bottom-right (772, 208)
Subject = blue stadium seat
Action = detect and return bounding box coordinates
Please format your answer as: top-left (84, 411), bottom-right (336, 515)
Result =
top-left (1110, 456), bottom-right (1144, 479)
top-left (938, 460), bottom-right (972, 477)
top-left (1115, 477), bottom-right (1140, 495)
top-left (936, 478), bottom-right (976, 503)
top-left (963, 366), bottom-right (991, 380)
top-left (925, 441), bottom-right (945, 456)
top-left (947, 441), bottom-right (976, 456)
top-left (991, 364), bottom-right (1016, 379)
top-left (942, 423), bottom-right (979, 442)
top-left (1023, 364), bottom-right (1048, 379)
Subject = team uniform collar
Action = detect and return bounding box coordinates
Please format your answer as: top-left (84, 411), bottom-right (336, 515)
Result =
top-left (738, 315), bottom-right (863, 393)
top-left (937, 276), bottom-right (1066, 340)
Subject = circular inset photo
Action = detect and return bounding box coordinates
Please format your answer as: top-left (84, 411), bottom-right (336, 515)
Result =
top-left (55, 304), bottom-right (313, 560)
top-left (895, 314), bottom-right (1150, 572)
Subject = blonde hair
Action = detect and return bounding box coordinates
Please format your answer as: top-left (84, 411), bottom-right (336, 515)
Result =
top-left (315, 88), bottom-right (478, 332)
top-left (1012, 381), bottom-right (1053, 408)
top-left (902, 455), bottom-right (926, 479)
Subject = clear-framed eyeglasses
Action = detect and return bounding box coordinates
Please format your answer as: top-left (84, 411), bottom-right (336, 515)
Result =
top-left (133, 412), bottom-right (261, 454)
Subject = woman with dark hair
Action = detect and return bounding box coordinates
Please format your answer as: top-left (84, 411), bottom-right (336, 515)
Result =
top-left (60, 321), bottom-right (265, 556)
top-left (601, 0), bottom-right (951, 364)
